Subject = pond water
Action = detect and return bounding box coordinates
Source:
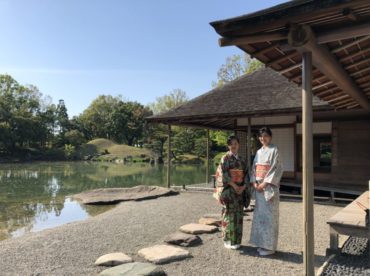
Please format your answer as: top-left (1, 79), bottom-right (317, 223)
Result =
top-left (0, 162), bottom-right (214, 241)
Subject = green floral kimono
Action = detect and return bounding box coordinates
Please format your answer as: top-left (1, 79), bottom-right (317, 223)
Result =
top-left (219, 152), bottom-right (249, 245)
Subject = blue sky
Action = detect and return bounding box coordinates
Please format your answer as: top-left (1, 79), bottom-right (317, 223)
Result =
top-left (0, 0), bottom-right (285, 116)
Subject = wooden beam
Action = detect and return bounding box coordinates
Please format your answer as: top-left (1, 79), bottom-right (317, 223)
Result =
top-left (266, 51), bottom-right (298, 67)
top-left (350, 67), bottom-right (370, 77)
top-left (313, 80), bottom-right (333, 91)
top-left (206, 129), bottom-right (210, 185)
top-left (167, 124), bottom-right (171, 188)
top-left (247, 117), bottom-right (252, 175)
top-left (317, 22), bottom-right (370, 44)
top-left (345, 57), bottom-right (370, 70)
top-left (339, 45), bottom-right (370, 63)
top-left (288, 25), bottom-right (370, 110)
top-left (251, 42), bottom-right (280, 57)
top-left (302, 51), bottom-right (315, 276)
top-left (278, 62), bottom-right (301, 74)
top-left (219, 31), bottom-right (287, 47)
top-left (331, 36), bottom-right (370, 54)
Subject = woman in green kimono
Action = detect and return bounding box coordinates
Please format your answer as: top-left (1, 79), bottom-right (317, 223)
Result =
top-left (219, 135), bottom-right (249, 249)
top-left (250, 127), bottom-right (283, 256)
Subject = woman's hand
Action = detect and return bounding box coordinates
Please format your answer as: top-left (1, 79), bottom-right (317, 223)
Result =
top-left (256, 182), bottom-right (267, 192)
top-left (230, 182), bottom-right (244, 195)
top-left (236, 185), bottom-right (246, 195)
top-left (251, 182), bottom-right (258, 189)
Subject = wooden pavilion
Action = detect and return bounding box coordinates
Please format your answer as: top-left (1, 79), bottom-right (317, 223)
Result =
top-left (148, 68), bottom-right (370, 191)
top-left (148, 0), bottom-right (370, 275)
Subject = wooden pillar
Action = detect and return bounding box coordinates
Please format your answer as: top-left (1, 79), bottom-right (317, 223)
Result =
top-left (167, 124), bottom-right (171, 188)
top-left (206, 129), bottom-right (210, 184)
top-left (302, 51), bottom-right (315, 276)
top-left (247, 117), bottom-right (252, 173)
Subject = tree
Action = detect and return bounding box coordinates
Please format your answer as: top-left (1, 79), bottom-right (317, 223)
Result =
top-left (149, 89), bottom-right (188, 114)
top-left (56, 99), bottom-right (69, 134)
top-left (111, 101), bottom-right (152, 145)
top-left (64, 129), bottom-right (86, 147)
top-left (78, 95), bottom-right (120, 139)
top-left (212, 54), bottom-right (264, 87)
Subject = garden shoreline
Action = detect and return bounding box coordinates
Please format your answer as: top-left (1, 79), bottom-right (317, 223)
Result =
top-left (0, 192), bottom-right (342, 275)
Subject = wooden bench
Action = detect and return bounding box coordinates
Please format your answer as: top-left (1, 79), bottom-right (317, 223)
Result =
top-left (326, 191), bottom-right (369, 255)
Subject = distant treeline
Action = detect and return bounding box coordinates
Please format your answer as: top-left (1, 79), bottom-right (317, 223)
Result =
top-left (0, 54), bottom-right (261, 161)
top-left (0, 75), bottom-right (230, 162)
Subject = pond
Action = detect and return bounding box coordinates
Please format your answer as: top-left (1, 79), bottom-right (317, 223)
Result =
top-left (0, 161), bottom-right (215, 241)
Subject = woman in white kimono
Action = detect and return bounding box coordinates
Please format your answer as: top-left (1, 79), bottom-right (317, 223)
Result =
top-left (249, 127), bottom-right (283, 256)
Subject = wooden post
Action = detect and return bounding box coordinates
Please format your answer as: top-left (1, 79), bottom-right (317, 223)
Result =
top-left (206, 129), bottom-right (210, 185)
top-left (167, 124), bottom-right (171, 188)
top-left (247, 117), bottom-right (252, 174)
top-left (302, 51), bottom-right (315, 276)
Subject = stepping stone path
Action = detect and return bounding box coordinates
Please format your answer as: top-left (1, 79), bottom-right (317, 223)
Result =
top-left (99, 262), bottom-right (165, 276)
top-left (164, 232), bottom-right (202, 247)
top-left (179, 223), bottom-right (218, 234)
top-left (138, 244), bottom-right (190, 264)
top-left (95, 252), bottom-right (133, 266)
top-left (198, 217), bottom-right (221, 226)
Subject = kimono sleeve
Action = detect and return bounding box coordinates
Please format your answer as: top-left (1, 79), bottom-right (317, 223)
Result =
top-left (220, 155), bottom-right (232, 187)
top-left (243, 160), bottom-right (250, 186)
top-left (249, 155), bottom-right (257, 183)
top-left (263, 147), bottom-right (284, 186)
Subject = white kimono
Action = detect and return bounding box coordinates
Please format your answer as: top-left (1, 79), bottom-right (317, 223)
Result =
top-left (249, 144), bottom-right (283, 251)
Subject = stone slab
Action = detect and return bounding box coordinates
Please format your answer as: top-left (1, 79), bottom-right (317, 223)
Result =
top-left (99, 262), bottom-right (165, 276)
top-left (179, 223), bottom-right (218, 234)
top-left (95, 252), bottom-right (133, 266)
top-left (138, 244), bottom-right (190, 264)
top-left (164, 232), bottom-right (202, 247)
top-left (198, 217), bottom-right (221, 226)
top-left (73, 185), bottom-right (178, 204)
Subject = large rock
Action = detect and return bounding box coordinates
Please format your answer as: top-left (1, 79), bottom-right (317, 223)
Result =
top-left (179, 223), bottom-right (218, 234)
top-left (95, 252), bottom-right (133, 266)
top-left (73, 185), bottom-right (178, 204)
top-left (138, 245), bottom-right (190, 264)
top-left (99, 262), bottom-right (165, 276)
top-left (198, 217), bottom-right (221, 226)
top-left (164, 232), bottom-right (202, 247)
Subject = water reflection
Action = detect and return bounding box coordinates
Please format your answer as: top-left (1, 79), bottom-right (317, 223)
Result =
top-left (0, 162), bottom-right (213, 241)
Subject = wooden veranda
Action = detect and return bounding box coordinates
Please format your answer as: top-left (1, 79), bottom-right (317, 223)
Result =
top-left (210, 1), bottom-right (370, 275)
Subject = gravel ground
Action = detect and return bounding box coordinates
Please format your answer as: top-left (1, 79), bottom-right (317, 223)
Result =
top-left (0, 192), bottom-right (341, 276)
top-left (322, 237), bottom-right (369, 276)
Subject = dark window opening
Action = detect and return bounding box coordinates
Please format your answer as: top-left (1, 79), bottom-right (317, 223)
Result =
top-left (297, 135), bottom-right (332, 173)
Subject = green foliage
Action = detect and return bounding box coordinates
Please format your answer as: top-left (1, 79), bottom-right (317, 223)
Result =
top-left (149, 89), bottom-right (188, 114)
top-left (64, 129), bottom-right (86, 147)
top-left (194, 137), bottom-right (207, 158)
top-left (64, 144), bottom-right (76, 160)
top-left (212, 54), bottom-right (264, 87)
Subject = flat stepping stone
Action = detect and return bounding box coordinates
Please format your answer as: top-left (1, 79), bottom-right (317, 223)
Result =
top-left (164, 232), bottom-right (202, 247)
top-left (99, 262), bottom-right (165, 276)
top-left (179, 223), bottom-right (218, 234)
top-left (138, 244), bottom-right (190, 264)
top-left (95, 252), bottom-right (133, 266)
top-left (73, 185), bottom-right (178, 204)
top-left (198, 217), bottom-right (221, 226)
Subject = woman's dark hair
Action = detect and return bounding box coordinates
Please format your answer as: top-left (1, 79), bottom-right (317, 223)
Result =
top-left (227, 135), bottom-right (240, 146)
top-left (258, 127), bottom-right (272, 137)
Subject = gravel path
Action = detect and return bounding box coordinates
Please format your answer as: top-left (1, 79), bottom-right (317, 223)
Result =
top-left (0, 192), bottom-right (341, 276)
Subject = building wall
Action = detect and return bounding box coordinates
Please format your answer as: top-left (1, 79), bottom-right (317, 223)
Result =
top-left (236, 117), bottom-right (369, 190)
top-left (331, 119), bottom-right (370, 187)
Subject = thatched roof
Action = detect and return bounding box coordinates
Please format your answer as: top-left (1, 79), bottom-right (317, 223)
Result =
top-left (147, 68), bottom-right (330, 129)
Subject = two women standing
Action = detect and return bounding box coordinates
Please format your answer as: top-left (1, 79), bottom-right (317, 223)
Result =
top-left (219, 127), bottom-right (283, 256)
